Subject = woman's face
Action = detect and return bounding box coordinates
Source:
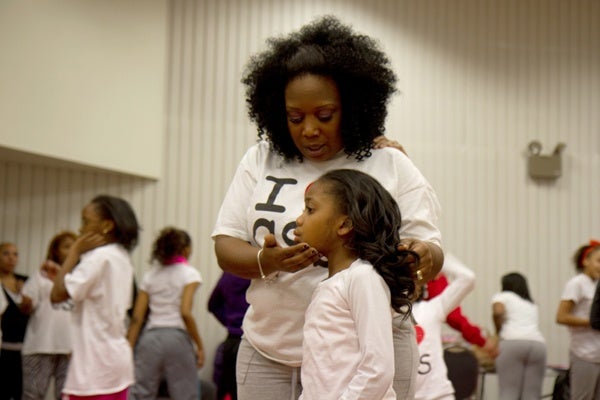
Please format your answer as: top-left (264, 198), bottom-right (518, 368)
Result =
top-left (0, 243), bottom-right (18, 274)
top-left (285, 74), bottom-right (343, 162)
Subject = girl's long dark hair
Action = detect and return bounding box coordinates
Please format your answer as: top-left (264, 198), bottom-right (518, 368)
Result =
top-left (501, 272), bottom-right (533, 302)
top-left (318, 169), bottom-right (417, 315)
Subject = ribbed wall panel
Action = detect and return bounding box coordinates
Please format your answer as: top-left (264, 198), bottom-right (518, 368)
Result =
top-left (1, 0), bottom-right (598, 386)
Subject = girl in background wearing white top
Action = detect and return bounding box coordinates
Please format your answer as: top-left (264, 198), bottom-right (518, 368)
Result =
top-left (294, 169), bottom-right (417, 400)
top-left (22, 231), bottom-right (76, 400)
top-left (127, 227), bottom-right (205, 400)
top-left (413, 254), bottom-right (476, 400)
top-left (47, 195), bottom-right (140, 400)
top-left (493, 272), bottom-right (546, 400)
top-left (556, 241), bottom-right (600, 400)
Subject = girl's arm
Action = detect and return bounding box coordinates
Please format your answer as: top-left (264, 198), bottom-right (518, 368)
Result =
top-left (435, 255), bottom-right (476, 316)
top-left (492, 302), bottom-right (506, 335)
top-left (590, 282), bottom-right (600, 330)
top-left (556, 299), bottom-right (590, 327)
top-left (50, 233), bottom-right (107, 303)
top-left (181, 282), bottom-right (204, 368)
top-left (126, 290), bottom-right (149, 347)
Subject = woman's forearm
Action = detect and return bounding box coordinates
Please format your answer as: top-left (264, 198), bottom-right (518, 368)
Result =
top-left (214, 235), bottom-right (261, 279)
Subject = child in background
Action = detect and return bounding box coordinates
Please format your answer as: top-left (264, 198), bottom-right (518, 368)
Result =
top-left (425, 260), bottom-right (498, 359)
top-left (492, 272), bottom-right (546, 400)
top-left (294, 169), bottom-right (417, 400)
top-left (208, 272), bottom-right (250, 400)
top-left (47, 195), bottom-right (140, 400)
top-left (127, 227), bottom-right (204, 400)
top-left (413, 254), bottom-right (476, 400)
top-left (0, 241), bottom-right (33, 400)
top-left (22, 231), bottom-right (77, 400)
top-left (556, 240), bottom-right (600, 400)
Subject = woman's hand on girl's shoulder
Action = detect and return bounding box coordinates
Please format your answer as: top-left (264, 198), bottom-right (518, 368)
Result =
top-left (397, 238), bottom-right (433, 283)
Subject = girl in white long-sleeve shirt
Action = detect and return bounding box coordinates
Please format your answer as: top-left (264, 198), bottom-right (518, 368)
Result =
top-left (294, 169), bottom-right (418, 400)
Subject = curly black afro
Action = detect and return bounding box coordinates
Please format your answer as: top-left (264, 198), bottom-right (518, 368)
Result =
top-left (242, 15), bottom-right (397, 161)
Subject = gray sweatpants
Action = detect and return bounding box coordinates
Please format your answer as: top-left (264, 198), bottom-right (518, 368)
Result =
top-left (236, 315), bottom-right (418, 400)
top-left (129, 328), bottom-right (198, 400)
top-left (495, 339), bottom-right (546, 400)
top-left (569, 352), bottom-right (600, 400)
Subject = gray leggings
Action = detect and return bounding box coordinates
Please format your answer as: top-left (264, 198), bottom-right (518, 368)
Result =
top-left (569, 352), bottom-right (600, 400)
top-left (495, 339), bottom-right (546, 400)
top-left (129, 328), bottom-right (198, 400)
top-left (236, 315), bottom-right (417, 400)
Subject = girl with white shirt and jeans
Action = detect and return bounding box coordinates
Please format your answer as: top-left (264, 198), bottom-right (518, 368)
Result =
top-left (492, 272), bottom-right (546, 400)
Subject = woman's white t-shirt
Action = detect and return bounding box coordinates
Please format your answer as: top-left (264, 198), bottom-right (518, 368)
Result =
top-left (212, 141), bottom-right (442, 366)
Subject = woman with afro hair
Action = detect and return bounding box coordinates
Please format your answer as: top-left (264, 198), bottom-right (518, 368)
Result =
top-left (212, 15), bottom-right (444, 400)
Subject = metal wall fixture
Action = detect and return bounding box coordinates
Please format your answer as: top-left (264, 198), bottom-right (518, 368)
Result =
top-left (527, 141), bottom-right (567, 179)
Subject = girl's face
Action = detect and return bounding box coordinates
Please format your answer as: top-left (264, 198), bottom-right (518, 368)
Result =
top-left (57, 237), bottom-right (75, 264)
top-left (79, 203), bottom-right (112, 236)
top-left (0, 243), bottom-right (18, 274)
top-left (294, 181), bottom-right (347, 255)
top-left (583, 248), bottom-right (600, 280)
top-left (285, 74), bottom-right (343, 162)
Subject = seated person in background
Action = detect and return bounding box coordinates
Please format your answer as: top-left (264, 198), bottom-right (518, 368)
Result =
top-left (425, 253), bottom-right (498, 359)
top-left (413, 253), bottom-right (476, 400)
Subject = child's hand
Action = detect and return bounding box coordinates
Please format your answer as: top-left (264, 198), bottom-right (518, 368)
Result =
top-left (72, 232), bottom-right (109, 256)
top-left (196, 347), bottom-right (205, 368)
top-left (41, 260), bottom-right (60, 281)
top-left (19, 294), bottom-right (33, 314)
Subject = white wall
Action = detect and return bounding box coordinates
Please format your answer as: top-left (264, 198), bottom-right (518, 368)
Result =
top-left (1, 0), bottom-right (599, 390)
top-left (0, 0), bottom-right (167, 179)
